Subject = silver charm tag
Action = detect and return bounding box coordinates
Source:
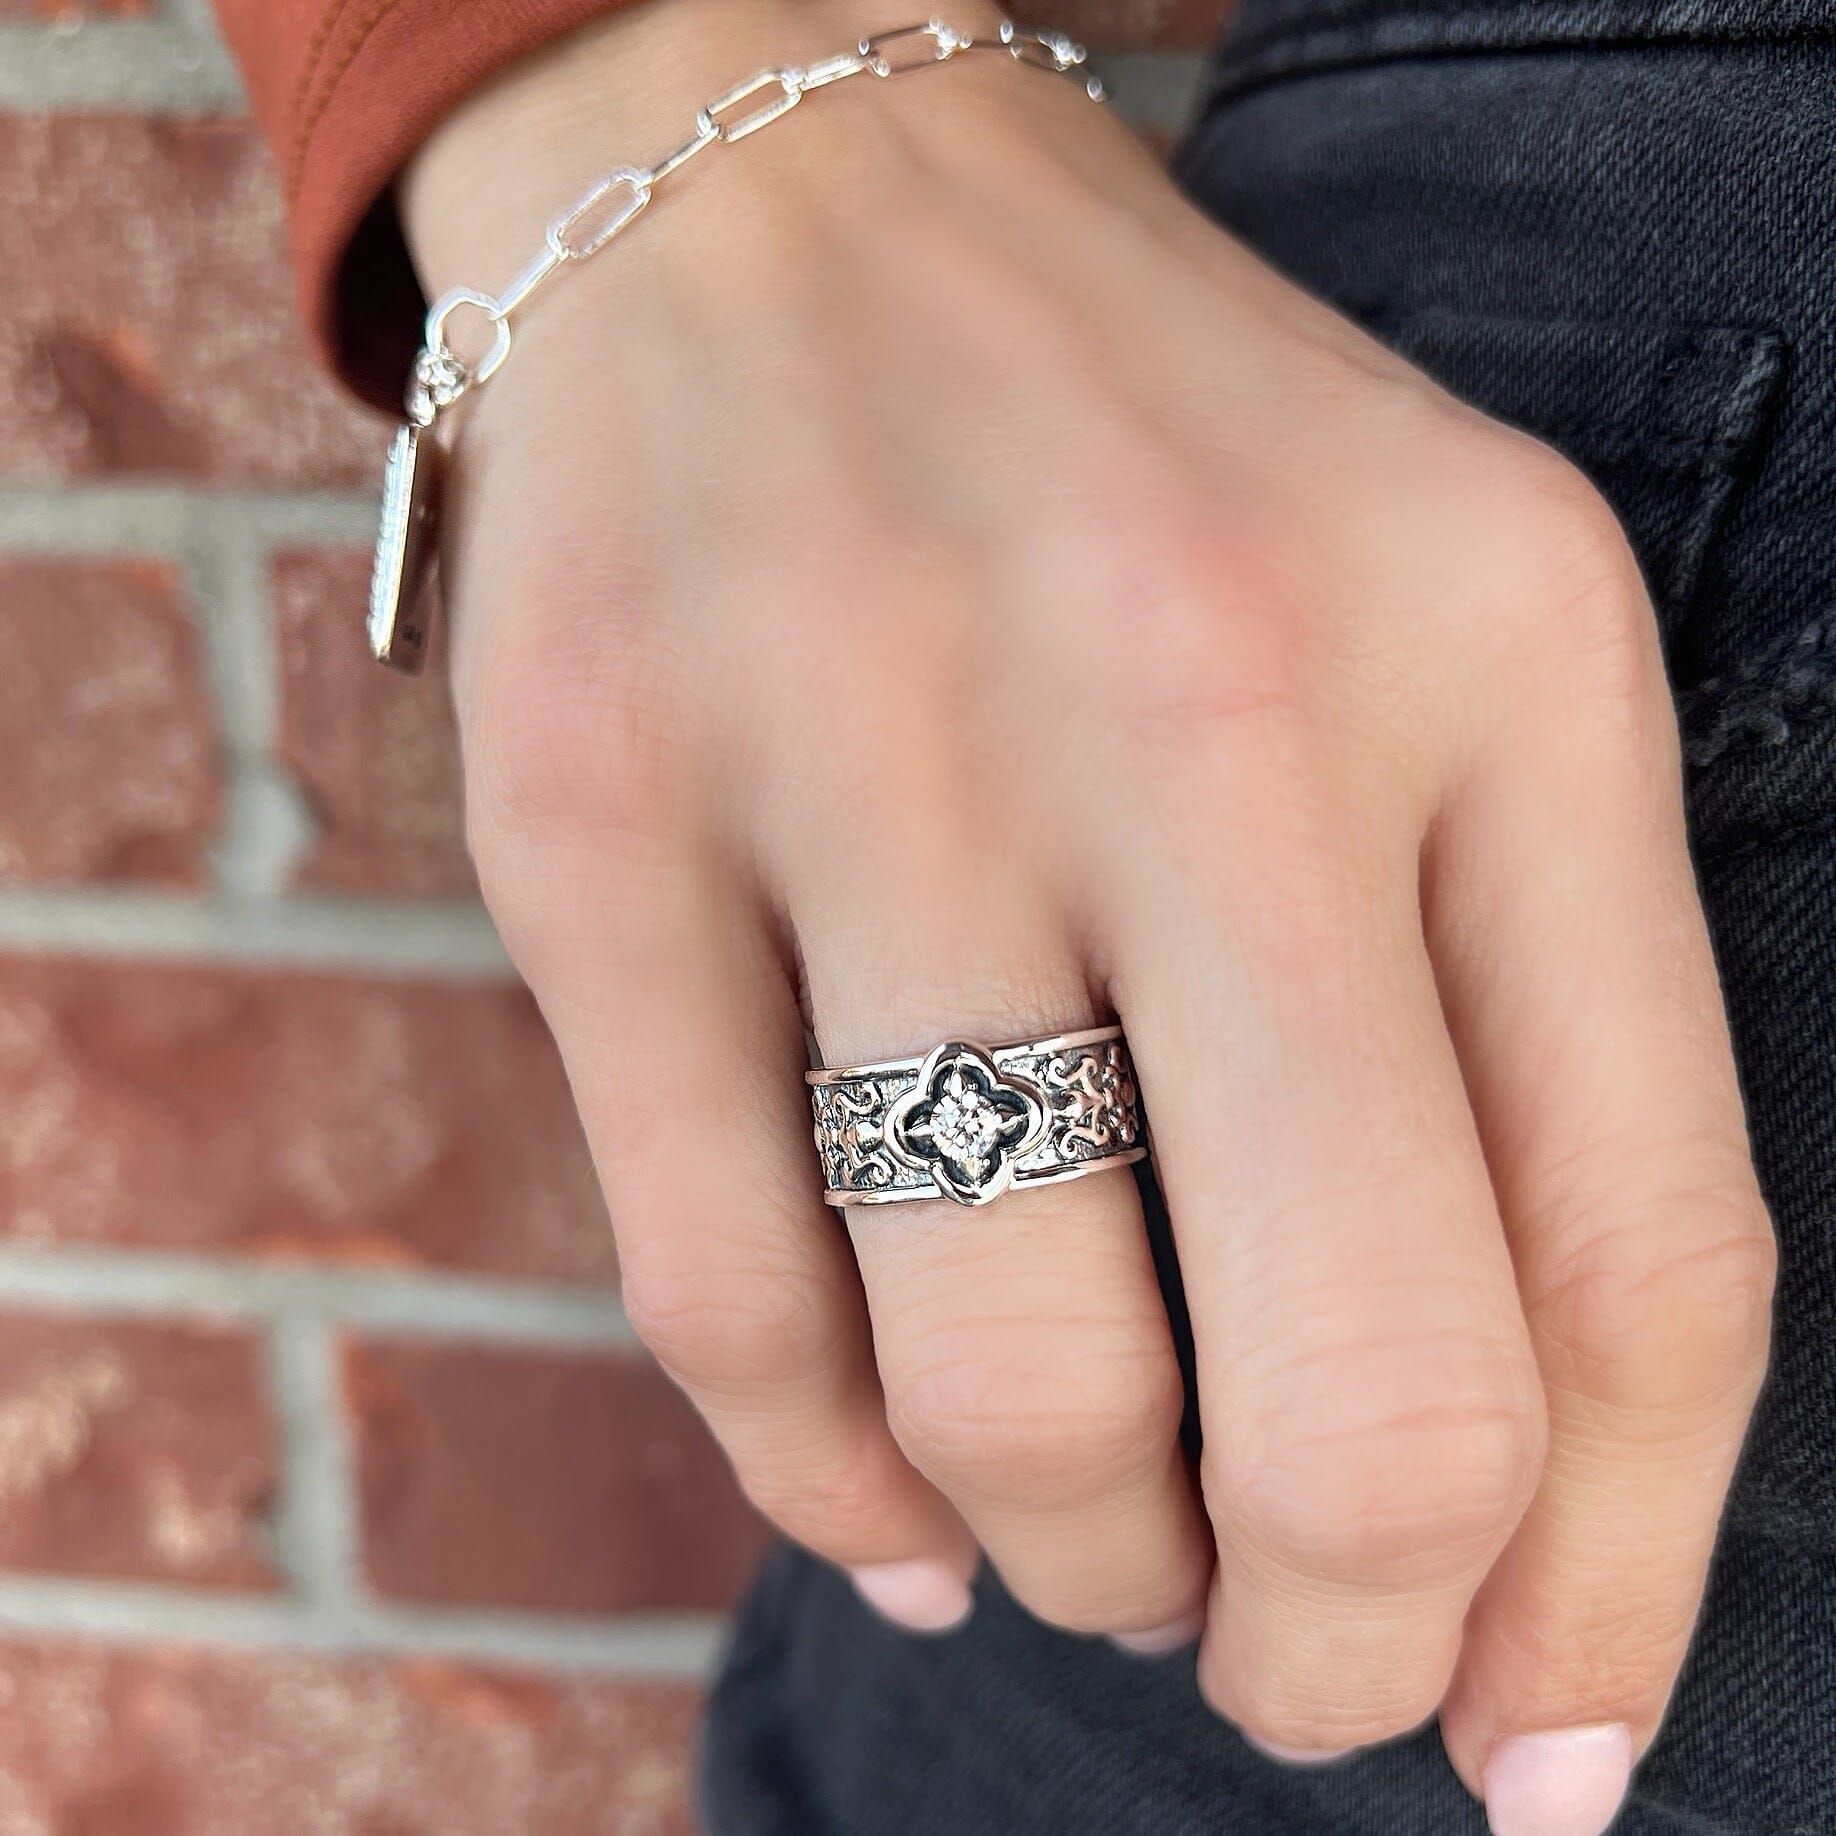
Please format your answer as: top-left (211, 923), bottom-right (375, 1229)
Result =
top-left (368, 421), bottom-right (443, 673)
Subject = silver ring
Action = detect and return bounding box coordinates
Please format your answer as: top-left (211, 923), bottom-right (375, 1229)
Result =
top-left (807, 1024), bottom-right (1147, 1208)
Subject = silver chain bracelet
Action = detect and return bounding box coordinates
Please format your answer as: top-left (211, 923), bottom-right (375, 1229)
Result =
top-left (369, 15), bottom-right (1105, 673)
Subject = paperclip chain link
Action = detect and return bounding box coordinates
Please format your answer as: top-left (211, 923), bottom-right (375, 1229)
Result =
top-left (405, 17), bottom-right (1103, 424)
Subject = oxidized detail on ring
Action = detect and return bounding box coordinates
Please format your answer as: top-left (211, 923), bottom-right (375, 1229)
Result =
top-left (807, 1025), bottom-right (1146, 1207)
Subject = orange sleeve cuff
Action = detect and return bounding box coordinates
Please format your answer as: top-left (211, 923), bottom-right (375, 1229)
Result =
top-left (214, 0), bottom-right (632, 413)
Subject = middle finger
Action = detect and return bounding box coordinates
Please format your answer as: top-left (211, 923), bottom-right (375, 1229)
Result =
top-left (1111, 715), bottom-right (1548, 1755)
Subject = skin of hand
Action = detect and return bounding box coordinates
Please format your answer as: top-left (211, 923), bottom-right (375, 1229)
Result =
top-left (402, 2), bottom-right (1776, 1830)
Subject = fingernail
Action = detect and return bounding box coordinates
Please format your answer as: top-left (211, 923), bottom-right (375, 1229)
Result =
top-left (1109, 1611), bottom-right (1205, 1655)
top-left (1243, 1736), bottom-right (1356, 1766)
top-left (1483, 1724), bottom-right (1633, 1836)
top-left (848, 1559), bottom-right (974, 1634)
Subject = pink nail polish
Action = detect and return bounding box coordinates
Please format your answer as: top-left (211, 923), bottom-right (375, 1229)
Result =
top-left (848, 1559), bottom-right (974, 1634)
top-left (1483, 1724), bottom-right (1633, 1836)
top-left (1109, 1611), bottom-right (1205, 1655)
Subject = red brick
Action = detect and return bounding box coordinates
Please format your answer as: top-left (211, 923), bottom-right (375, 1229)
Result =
top-left (0, 557), bottom-right (221, 886)
top-left (275, 549), bottom-right (472, 895)
top-left (0, 1314), bottom-right (275, 1590)
top-left (0, 1642), bottom-right (699, 1834)
top-left (0, 116), bottom-right (379, 486)
top-left (349, 1338), bottom-right (767, 1615)
top-left (0, 958), bottom-right (614, 1282)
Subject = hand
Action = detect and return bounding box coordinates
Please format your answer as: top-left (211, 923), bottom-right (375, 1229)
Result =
top-left (404, 2), bottom-right (1774, 1826)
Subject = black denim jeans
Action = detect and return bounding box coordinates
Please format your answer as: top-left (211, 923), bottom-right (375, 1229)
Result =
top-left (702, 11), bottom-right (1836, 1832)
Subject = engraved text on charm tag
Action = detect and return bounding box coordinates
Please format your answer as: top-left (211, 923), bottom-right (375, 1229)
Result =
top-left (368, 421), bottom-right (443, 673)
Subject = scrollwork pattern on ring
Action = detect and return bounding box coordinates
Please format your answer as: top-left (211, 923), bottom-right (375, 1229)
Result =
top-left (1040, 1041), bottom-right (1142, 1161)
top-left (813, 1078), bottom-right (914, 1197)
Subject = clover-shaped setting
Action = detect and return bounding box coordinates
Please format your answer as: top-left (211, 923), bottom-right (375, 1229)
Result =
top-left (884, 1043), bottom-right (1051, 1206)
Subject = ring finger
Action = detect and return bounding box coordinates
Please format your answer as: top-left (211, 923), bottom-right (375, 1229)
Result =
top-left (785, 813), bottom-right (1212, 1644)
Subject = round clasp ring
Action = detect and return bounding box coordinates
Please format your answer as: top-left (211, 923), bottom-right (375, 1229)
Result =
top-left (423, 287), bottom-right (513, 389)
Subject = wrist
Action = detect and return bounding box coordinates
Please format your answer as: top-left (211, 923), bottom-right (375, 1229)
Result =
top-left (401, 0), bottom-right (1017, 300)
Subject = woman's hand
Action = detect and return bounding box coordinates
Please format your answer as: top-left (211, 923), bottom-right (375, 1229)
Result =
top-left (404, 1), bottom-right (1774, 1824)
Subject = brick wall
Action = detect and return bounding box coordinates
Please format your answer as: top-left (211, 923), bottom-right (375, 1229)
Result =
top-left (0, 2), bottom-right (1211, 1828)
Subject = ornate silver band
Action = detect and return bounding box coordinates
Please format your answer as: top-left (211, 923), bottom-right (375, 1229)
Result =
top-left (808, 1025), bottom-right (1147, 1209)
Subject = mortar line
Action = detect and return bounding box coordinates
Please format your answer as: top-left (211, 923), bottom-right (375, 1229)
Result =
top-left (0, 19), bottom-right (244, 111)
top-left (0, 488), bottom-right (378, 550)
top-left (187, 507), bottom-right (281, 771)
top-left (165, 0), bottom-right (237, 42)
top-left (0, 1245), bottom-right (635, 1347)
top-left (183, 490), bottom-right (324, 899)
top-left (0, 1573), bottom-right (724, 1676)
top-left (264, 1314), bottom-right (363, 1612)
top-left (0, 888), bottom-right (512, 975)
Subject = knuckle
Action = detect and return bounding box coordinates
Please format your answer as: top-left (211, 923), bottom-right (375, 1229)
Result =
top-left (1526, 1168), bottom-right (1777, 1410)
top-left (1014, 1572), bottom-right (1198, 1642)
top-left (740, 1453), bottom-right (907, 1565)
top-left (886, 1329), bottom-right (1183, 1508)
top-left (1483, 1575), bottom-right (1699, 1719)
top-left (1207, 1326), bottom-right (1545, 1585)
top-left (1083, 503), bottom-right (1316, 758)
top-left (1489, 449), bottom-right (1667, 713)
top-left (1203, 1653), bottom-right (1450, 1754)
top-left (460, 605), bottom-right (683, 857)
top-left (1498, 443), bottom-right (1630, 568)
top-left (620, 1242), bottom-right (831, 1399)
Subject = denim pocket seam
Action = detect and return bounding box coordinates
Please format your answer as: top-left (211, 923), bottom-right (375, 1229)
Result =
top-left (1668, 328), bottom-right (1790, 657)
top-left (1680, 616), bottom-right (1836, 771)
top-left (1368, 309), bottom-right (1786, 657)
